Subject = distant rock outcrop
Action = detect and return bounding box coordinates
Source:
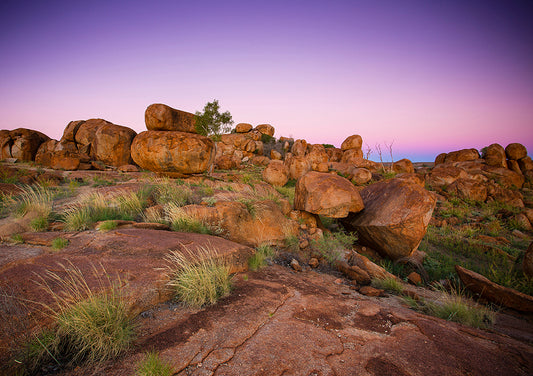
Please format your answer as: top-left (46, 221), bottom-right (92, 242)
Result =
top-left (0, 128), bottom-right (49, 161)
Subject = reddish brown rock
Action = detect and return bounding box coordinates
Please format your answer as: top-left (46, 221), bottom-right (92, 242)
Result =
top-left (426, 164), bottom-right (468, 188)
top-left (392, 159), bottom-right (414, 174)
top-left (145, 103), bottom-right (196, 133)
top-left (487, 184), bottom-right (524, 207)
top-left (255, 124), bottom-right (275, 137)
top-left (359, 285), bottom-right (384, 296)
top-left (94, 123), bottom-right (136, 167)
top-left (395, 173), bottom-right (425, 187)
top-left (235, 123), bottom-right (252, 133)
top-left (75, 118), bottom-right (111, 158)
top-left (482, 165), bottom-right (524, 189)
top-left (351, 168), bottom-right (372, 185)
top-left (482, 143), bottom-right (507, 168)
top-left (326, 147), bottom-right (343, 162)
top-left (291, 139), bottom-right (308, 157)
top-left (447, 178), bottom-right (488, 202)
top-left (444, 148), bottom-right (480, 163)
top-left (342, 178), bottom-right (436, 260)
top-left (61, 120), bottom-right (85, 142)
top-left (0, 128), bottom-right (49, 161)
top-left (49, 150), bottom-right (81, 170)
top-left (262, 160), bottom-right (289, 187)
top-left (505, 143), bottom-right (527, 160)
top-left (336, 260), bottom-right (371, 285)
top-left (507, 159), bottom-right (522, 175)
top-left (341, 134), bottom-right (363, 151)
top-left (287, 155), bottom-right (312, 180)
top-left (270, 149), bottom-right (282, 160)
top-left (434, 153), bottom-right (447, 166)
top-left (215, 155), bottom-right (239, 170)
top-left (341, 148), bottom-right (364, 164)
top-left (407, 272), bottom-right (422, 285)
top-left (294, 171), bottom-right (364, 218)
top-left (131, 131), bottom-right (215, 174)
top-left (118, 164), bottom-right (139, 172)
top-left (307, 144), bottom-right (328, 170)
top-left (518, 156), bottom-right (533, 174)
top-left (456, 265), bottom-right (533, 312)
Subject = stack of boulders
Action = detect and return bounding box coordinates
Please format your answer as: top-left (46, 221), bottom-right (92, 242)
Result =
top-left (35, 119), bottom-right (137, 170)
top-left (0, 128), bottom-right (49, 162)
top-left (215, 123), bottom-right (276, 170)
top-left (428, 143), bottom-right (531, 205)
top-left (131, 104), bottom-right (215, 175)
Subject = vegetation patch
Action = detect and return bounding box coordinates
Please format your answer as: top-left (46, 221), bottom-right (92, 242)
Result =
top-left (137, 351), bottom-right (174, 376)
top-left (249, 244), bottom-right (276, 271)
top-left (166, 246), bottom-right (233, 308)
top-left (311, 231), bottom-right (357, 265)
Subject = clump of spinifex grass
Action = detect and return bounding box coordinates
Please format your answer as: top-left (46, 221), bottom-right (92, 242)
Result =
top-left (404, 285), bottom-right (495, 329)
top-left (136, 351), bottom-right (174, 376)
top-left (165, 203), bottom-right (212, 234)
top-left (248, 244), bottom-right (276, 271)
top-left (165, 246), bottom-right (233, 308)
top-left (26, 262), bottom-right (136, 371)
top-left (371, 277), bottom-right (405, 295)
top-left (15, 184), bottom-right (56, 231)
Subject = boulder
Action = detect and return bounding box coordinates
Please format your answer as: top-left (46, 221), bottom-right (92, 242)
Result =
top-left (487, 184), bottom-right (524, 207)
top-left (145, 103), bottom-right (196, 133)
top-left (341, 148), bottom-right (363, 164)
top-left (131, 131), bottom-right (215, 174)
top-left (291, 139), bottom-right (307, 157)
top-left (341, 135), bottom-right (363, 151)
top-left (351, 168), bottom-right (372, 185)
top-left (215, 155), bottom-right (239, 170)
top-left (61, 120), bottom-right (85, 142)
top-left (270, 150), bottom-right (282, 160)
top-left (287, 155), bottom-right (312, 180)
top-left (456, 265), bottom-right (533, 312)
top-left (392, 159), bottom-right (414, 174)
top-left (0, 128), bottom-right (49, 161)
top-left (507, 160), bottom-right (522, 175)
top-left (307, 144), bottom-right (328, 170)
top-left (75, 118), bottom-right (111, 158)
top-left (482, 144), bottom-right (507, 168)
top-left (235, 123), bottom-right (253, 133)
top-left (518, 156), bottom-right (533, 174)
top-left (262, 160), bottom-right (289, 187)
top-left (447, 178), bottom-right (488, 202)
top-left (524, 242), bottom-right (533, 279)
top-left (326, 147), bottom-right (343, 162)
top-left (434, 153), bottom-right (447, 166)
top-left (426, 164), bottom-right (468, 188)
top-left (444, 148), bottom-right (480, 163)
top-left (94, 123), bottom-right (136, 167)
top-left (505, 143), bottom-right (527, 160)
top-left (342, 178), bottom-right (436, 260)
top-left (482, 165), bottom-right (524, 189)
top-left (255, 124), bottom-right (275, 137)
top-left (294, 171), bottom-right (364, 218)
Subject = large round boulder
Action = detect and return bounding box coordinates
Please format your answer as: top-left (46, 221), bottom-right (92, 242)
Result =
top-left (294, 171), bottom-right (364, 218)
top-left (255, 124), bottom-right (275, 137)
top-left (482, 143), bottom-right (507, 168)
top-left (444, 148), bottom-right (480, 164)
top-left (342, 178), bottom-right (436, 260)
top-left (263, 160), bottom-right (289, 187)
top-left (235, 123), bottom-right (253, 133)
top-left (145, 103), bottom-right (197, 133)
top-left (131, 131), bottom-right (215, 174)
top-left (0, 128), bottom-right (49, 161)
top-left (341, 135), bottom-right (363, 151)
top-left (505, 143), bottom-right (527, 160)
top-left (392, 158), bottom-right (414, 174)
top-left (94, 123), bottom-right (137, 167)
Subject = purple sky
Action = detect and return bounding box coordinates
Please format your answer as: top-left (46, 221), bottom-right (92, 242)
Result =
top-left (1, 0), bottom-right (532, 162)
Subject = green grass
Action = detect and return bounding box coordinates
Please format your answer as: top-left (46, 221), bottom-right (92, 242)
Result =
top-left (137, 351), bottom-right (174, 376)
top-left (91, 176), bottom-right (115, 187)
top-left (284, 234), bottom-right (300, 253)
top-left (274, 186), bottom-right (295, 206)
top-left (165, 203), bottom-right (212, 234)
top-left (405, 287), bottom-right (495, 329)
top-left (15, 185), bottom-right (55, 218)
top-left (152, 179), bottom-right (193, 206)
top-left (248, 244), bottom-right (275, 271)
top-left (29, 263), bottom-right (136, 371)
top-left (98, 220), bottom-right (118, 232)
top-left (51, 237), bottom-right (69, 250)
top-left (10, 233), bottom-right (23, 244)
top-left (165, 247), bottom-right (233, 308)
top-left (311, 231), bottom-right (357, 265)
top-left (371, 277), bottom-right (405, 295)
top-left (30, 215), bottom-right (49, 231)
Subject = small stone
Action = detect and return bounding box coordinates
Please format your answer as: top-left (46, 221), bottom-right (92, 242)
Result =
top-left (359, 286), bottom-right (384, 297)
top-left (407, 272), bottom-right (422, 285)
top-left (308, 258), bottom-right (319, 268)
top-left (334, 278), bottom-right (343, 285)
top-left (290, 259), bottom-right (302, 272)
top-left (299, 239), bottom-right (309, 249)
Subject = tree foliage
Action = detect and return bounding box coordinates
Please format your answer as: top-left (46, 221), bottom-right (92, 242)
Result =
top-left (195, 100), bottom-right (233, 138)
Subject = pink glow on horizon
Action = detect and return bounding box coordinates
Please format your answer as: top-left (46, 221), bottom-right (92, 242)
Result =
top-left (1, 0), bottom-right (532, 162)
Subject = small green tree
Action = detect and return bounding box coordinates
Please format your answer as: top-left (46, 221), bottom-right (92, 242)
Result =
top-left (195, 100), bottom-right (234, 139)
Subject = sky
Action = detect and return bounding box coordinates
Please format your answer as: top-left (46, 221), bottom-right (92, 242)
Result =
top-left (1, 0), bottom-right (532, 162)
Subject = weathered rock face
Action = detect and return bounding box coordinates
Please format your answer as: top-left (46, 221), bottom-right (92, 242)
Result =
top-left (426, 165), bottom-right (468, 188)
top-left (326, 147), bottom-right (343, 162)
top-left (505, 143), bottom-right (527, 160)
top-left (434, 153), bottom-right (447, 165)
top-left (444, 148), bottom-right (480, 164)
top-left (0, 128), bottom-right (49, 161)
top-left (291, 139), bottom-right (308, 157)
top-left (456, 265), bottom-right (533, 312)
top-left (519, 156), bottom-right (533, 174)
top-left (351, 168), bottom-right (373, 185)
top-left (307, 144), bottom-right (329, 170)
top-left (341, 148), bottom-right (364, 164)
top-left (342, 178), bottom-right (436, 260)
top-left (262, 160), bottom-right (289, 187)
top-left (482, 165), bottom-right (524, 189)
top-left (145, 103), bottom-right (197, 133)
top-left (255, 124), bottom-right (275, 137)
top-left (286, 155), bottom-right (312, 180)
top-left (482, 143), bottom-right (507, 168)
top-left (94, 123), bottom-right (137, 166)
top-left (447, 178), bottom-right (488, 202)
top-left (74, 118), bottom-right (110, 157)
top-left (294, 171), bottom-right (364, 218)
top-left (235, 123), bottom-right (252, 133)
top-left (131, 131), bottom-right (215, 174)
top-left (392, 158), bottom-right (414, 174)
top-left (341, 134), bottom-right (363, 151)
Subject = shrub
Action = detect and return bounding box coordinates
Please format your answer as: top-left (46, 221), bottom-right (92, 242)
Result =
top-left (32, 263), bottom-right (135, 369)
top-left (137, 351), bottom-right (174, 376)
top-left (51, 237), bottom-right (69, 250)
top-left (165, 247), bottom-right (233, 308)
top-left (312, 231), bottom-right (357, 265)
top-left (30, 215), bottom-right (49, 232)
top-left (249, 244), bottom-right (275, 271)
